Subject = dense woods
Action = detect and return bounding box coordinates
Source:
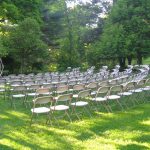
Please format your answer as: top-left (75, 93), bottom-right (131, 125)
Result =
top-left (0, 0), bottom-right (150, 74)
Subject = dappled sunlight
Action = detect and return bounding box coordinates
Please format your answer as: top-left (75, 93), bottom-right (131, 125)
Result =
top-left (0, 95), bottom-right (150, 149)
top-left (5, 110), bottom-right (28, 118)
top-left (140, 119), bottom-right (150, 126)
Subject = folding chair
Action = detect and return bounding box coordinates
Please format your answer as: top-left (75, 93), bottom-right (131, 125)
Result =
top-left (71, 89), bottom-right (91, 120)
top-left (135, 79), bottom-right (147, 103)
top-left (30, 96), bottom-right (53, 125)
top-left (107, 85), bottom-right (124, 111)
top-left (138, 78), bottom-right (150, 102)
top-left (98, 81), bottom-right (109, 88)
top-left (50, 93), bottom-right (72, 125)
top-left (55, 85), bottom-right (69, 96)
top-left (121, 81), bottom-right (138, 107)
top-left (91, 86), bottom-right (111, 112)
top-left (0, 83), bottom-right (6, 100)
top-left (36, 88), bottom-right (52, 97)
top-left (25, 84), bottom-right (40, 107)
top-left (72, 84), bottom-right (85, 98)
top-left (86, 82), bottom-right (98, 97)
top-left (10, 85), bottom-right (27, 108)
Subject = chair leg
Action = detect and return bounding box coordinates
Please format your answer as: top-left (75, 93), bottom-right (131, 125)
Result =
top-left (106, 100), bottom-right (113, 112)
top-left (30, 113), bottom-right (34, 126)
top-left (52, 112), bottom-right (59, 126)
top-left (72, 106), bottom-right (81, 120)
top-left (84, 106), bottom-right (92, 118)
top-left (116, 99), bottom-right (124, 111)
top-left (65, 110), bottom-right (72, 122)
top-left (121, 97), bottom-right (128, 109)
top-left (102, 101), bottom-right (111, 112)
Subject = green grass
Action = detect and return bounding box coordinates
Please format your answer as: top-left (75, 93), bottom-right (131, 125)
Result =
top-left (143, 57), bottom-right (150, 65)
top-left (0, 95), bottom-right (150, 150)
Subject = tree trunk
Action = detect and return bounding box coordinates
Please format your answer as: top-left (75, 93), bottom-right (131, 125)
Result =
top-left (118, 57), bottom-right (126, 70)
top-left (127, 55), bottom-right (132, 65)
top-left (137, 52), bottom-right (142, 65)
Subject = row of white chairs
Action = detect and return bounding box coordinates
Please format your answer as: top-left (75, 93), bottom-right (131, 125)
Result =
top-left (30, 77), bottom-right (150, 125)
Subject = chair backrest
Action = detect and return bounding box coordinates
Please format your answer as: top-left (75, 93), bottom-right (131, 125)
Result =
top-left (24, 81), bottom-right (35, 86)
top-left (122, 76), bottom-right (128, 83)
top-left (56, 93), bottom-right (72, 102)
top-left (56, 82), bottom-right (66, 87)
top-left (97, 86), bottom-right (110, 94)
top-left (11, 80), bottom-right (22, 86)
top-left (33, 96), bottom-right (53, 105)
top-left (0, 79), bottom-right (6, 84)
top-left (146, 78), bottom-right (150, 84)
top-left (117, 78), bottom-right (123, 84)
top-left (12, 85), bottom-right (27, 92)
top-left (109, 79), bottom-right (118, 86)
top-left (56, 85), bottom-right (69, 94)
top-left (73, 84), bottom-right (85, 91)
top-left (99, 81), bottom-right (109, 87)
top-left (42, 83), bottom-right (54, 89)
top-left (94, 86), bottom-right (110, 99)
top-left (36, 88), bottom-right (50, 95)
top-left (35, 79), bottom-right (46, 84)
top-left (109, 85), bottom-right (123, 95)
top-left (78, 89), bottom-right (91, 98)
top-left (86, 82), bottom-right (97, 89)
top-left (137, 79), bottom-right (146, 87)
top-left (125, 82), bottom-right (136, 91)
top-left (29, 84), bottom-right (40, 90)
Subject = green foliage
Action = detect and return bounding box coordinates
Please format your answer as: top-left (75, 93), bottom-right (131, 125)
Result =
top-left (2, 0), bottom-right (149, 73)
top-left (0, 36), bottom-right (7, 57)
top-left (0, 0), bottom-right (43, 23)
top-left (8, 18), bottom-right (48, 73)
top-left (91, 0), bottom-right (150, 68)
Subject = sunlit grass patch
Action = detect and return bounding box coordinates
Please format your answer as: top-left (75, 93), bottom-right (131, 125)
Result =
top-left (0, 95), bottom-right (150, 150)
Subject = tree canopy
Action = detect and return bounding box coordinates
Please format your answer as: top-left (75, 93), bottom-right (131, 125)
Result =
top-left (0, 0), bottom-right (150, 74)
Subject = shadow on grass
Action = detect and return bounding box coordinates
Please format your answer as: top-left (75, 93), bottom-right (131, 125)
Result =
top-left (0, 144), bottom-right (15, 150)
top-left (74, 104), bottom-right (150, 142)
top-left (0, 94), bottom-right (150, 149)
top-left (118, 144), bottom-right (148, 150)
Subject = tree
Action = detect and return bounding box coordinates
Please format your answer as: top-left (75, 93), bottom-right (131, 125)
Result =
top-left (0, 0), bottom-right (42, 23)
top-left (94, 0), bottom-right (150, 68)
top-left (8, 18), bottom-right (48, 73)
top-left (0, 36), bottom-right (7, 57)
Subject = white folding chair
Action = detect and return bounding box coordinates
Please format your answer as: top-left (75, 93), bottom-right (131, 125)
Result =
top-left (31, 96), bottom-right (53, 125)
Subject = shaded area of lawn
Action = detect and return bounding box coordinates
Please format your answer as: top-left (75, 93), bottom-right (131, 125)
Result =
top-left (143, 57), bottom-right (150, 65)
top-left (0, 96), bottom-right (150, 150)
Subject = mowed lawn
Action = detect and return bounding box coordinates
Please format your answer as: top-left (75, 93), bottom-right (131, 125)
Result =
top-left (0, 94), bottom-right (150, 150)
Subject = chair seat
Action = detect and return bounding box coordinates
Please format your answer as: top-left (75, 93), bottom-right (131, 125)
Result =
top-left (51, 105), bottom-right (69, 111)
top-left (118, 92), bottom-right (132, 96)
top-left (71, 101), bottom-right (88, 106)
top-left (92, 97), bottom-right (107, 101)
top-left (69, 89), bottom-right (73, 91)
top-left (31, 107), bottom-right (50, 113)
top-left (12, 94), bottom-right (25, 98)
top-left (0, 89), bottom-right (5, 92)
top-left (107, 95), bottom-right (120, 100)
top-left (143, 87), bottom-right (150, 91)
top-left (129, 89), bottom-right (142, 93)
top-left (73, 94), bottom-right (78, 98)
top-left (11, 84), bottom-right (20, 87)
top-left (91, 91), bottom-right (96, 95)
top-left (40, 92), bottom-right (51, 95)
top-left (27, 93), bottom-right (39, 96)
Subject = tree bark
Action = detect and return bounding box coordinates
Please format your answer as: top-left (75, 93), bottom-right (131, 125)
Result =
top-left (127, 55), bottom-right (132, 65)
top-left (137, 52), bottom-right (142, 65)
top-left (118, 57), bottom-right (126, 69)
